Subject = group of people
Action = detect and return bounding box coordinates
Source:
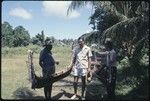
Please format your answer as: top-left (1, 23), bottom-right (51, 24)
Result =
top-left (39, 37), bottom-right (117, 100)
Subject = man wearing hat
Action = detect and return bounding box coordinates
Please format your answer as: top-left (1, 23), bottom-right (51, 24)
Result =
top-left (39, 38), bottom-right (59, 99)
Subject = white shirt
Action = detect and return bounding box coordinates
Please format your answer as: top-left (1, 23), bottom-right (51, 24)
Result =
top-left (72, 45), bottom-right (92, 69)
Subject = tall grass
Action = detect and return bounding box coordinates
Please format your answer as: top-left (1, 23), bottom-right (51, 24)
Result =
top-left (2, 44), bottom-right (42, 58)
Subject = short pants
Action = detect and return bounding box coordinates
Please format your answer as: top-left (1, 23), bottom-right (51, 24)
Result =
top-left (71, 66), bottom-right (87, 77)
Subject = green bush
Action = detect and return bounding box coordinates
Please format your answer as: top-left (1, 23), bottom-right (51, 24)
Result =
top-left (140, 54), bottom-right (149, 66)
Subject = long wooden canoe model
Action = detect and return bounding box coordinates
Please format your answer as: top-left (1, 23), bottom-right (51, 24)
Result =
top-left (26, 50), bottom-right (73, 89)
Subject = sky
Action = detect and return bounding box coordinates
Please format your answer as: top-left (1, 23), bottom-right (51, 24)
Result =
top-left (2, 1), bottom-right (94, 40)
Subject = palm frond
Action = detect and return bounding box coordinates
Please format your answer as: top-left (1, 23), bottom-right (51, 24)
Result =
top-left (67, 1), bottom-right (96, 16)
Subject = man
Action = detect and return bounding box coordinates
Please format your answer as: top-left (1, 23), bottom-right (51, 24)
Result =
top-left (39, 38), bottom-right (59, 99)
top-left (98, 38), bottom-right (117, 99)
top-left (70, 37), bottom-right (92, 99)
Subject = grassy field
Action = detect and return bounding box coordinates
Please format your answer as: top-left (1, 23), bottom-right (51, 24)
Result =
top-left (1, 44), bottom-right (149, 100)
top-left (1, 45), bottom-right (74, 99)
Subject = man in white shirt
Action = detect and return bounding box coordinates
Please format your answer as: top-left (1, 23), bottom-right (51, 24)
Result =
top-left (70, 37), bottom-right (92, 99)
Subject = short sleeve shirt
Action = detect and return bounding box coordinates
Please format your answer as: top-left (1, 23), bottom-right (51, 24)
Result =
top-left (99, 49), bottom-right (116, 67)
top-left (39, 48), bottom-right (55, 70)
top-left (72, 45), bottom-right (92, 69)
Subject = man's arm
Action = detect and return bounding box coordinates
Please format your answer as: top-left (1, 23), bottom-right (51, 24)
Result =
top-left (39, 60), bottom-right (43, 68)
top-left (97, 51), bottom-right (107, 56)
top-left (71, 56), bottom-right (76, 67)
top-left (70, 47), bottom-right (76, 67)
top-left (87, 48), bottom-right (93, 71)
top-left (110, 51), bottom-right (117, 64)
top-left (88, 57), bottom-right (92, 71)
top-left (39, 50), bottom-right (44, 68)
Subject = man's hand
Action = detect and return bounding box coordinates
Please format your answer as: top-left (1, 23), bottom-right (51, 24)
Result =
top-left (87, 69), bottom-right (92, 82)
top-left (55, 61), bottom-right (59, 65)
top-left (39, 61), bottom-right (43, 68)
top-left (88, 68), bottom-right (91, 72)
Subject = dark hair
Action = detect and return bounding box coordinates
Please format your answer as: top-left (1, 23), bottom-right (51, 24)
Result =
top-left (105, 38), bottom-right (113, 50)
top-left (78, 37), bottom-right (85, 42)
top-left (45, 44), bottom-right (53, 48)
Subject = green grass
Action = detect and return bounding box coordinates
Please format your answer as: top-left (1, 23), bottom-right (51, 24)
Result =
top-left (1, 45), bottom-right (72, 99)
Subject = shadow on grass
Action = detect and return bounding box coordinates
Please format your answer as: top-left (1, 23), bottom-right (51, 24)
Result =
top-left (51, 92), bottom-right (64, 100)
top-left (59, 89), bottom-right (81, 100)
top-left (61, 89), bottom-right (73, 98)
top-left (12, 87), bottom-right (73, 100)
top-left (12, 87), bottom-right (44, 99)
top-left (85, 80), bottom-right (108, 100)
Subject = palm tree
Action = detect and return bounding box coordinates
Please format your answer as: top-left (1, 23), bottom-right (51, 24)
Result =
top-left (67, 1), bottom-right (149, 58)
top-left (67, 1), bottom-right (147, 19)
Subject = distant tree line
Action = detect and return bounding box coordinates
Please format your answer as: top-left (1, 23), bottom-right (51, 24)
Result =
top-left (2, 22), bottom-right (30, 47)
top-left (1, 21), bottom-right (75, 47)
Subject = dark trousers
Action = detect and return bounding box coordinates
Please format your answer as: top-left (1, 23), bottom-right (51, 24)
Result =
top-left (42, 68), bottom-right (55, 99)
top-left (106, 66), bottom-right (117, 99)
top-left (44, 83), bottom-right (53, 99)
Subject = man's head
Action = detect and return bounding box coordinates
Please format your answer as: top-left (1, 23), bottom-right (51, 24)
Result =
top-left (78, 37), bottom-right (85, 48)
top-left (104, 38), bottom-right (113, 50)
top-left (44, 38), bottom-right (53, 51)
